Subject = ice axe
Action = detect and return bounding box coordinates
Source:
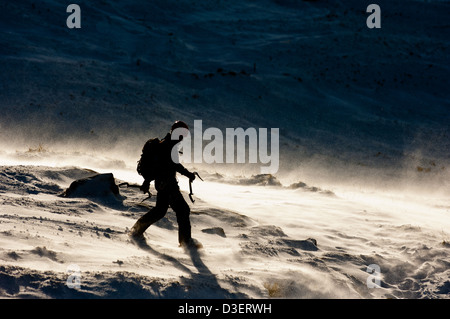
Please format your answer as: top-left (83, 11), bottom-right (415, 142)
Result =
top-left (118, 182), bottom-right (152, 203)
top-left (188, 172), bottom-right (203, 203)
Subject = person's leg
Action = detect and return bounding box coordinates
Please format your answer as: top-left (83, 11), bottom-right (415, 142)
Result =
top-left (169, 191), bottom-right (191, 245)
top-left (130, 191), bottom-right (169, 238)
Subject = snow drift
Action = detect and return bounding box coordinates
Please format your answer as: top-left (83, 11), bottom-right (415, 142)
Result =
top-left (0, 0), bottom-right (449, 189)
top-left (0, 0), bottom-right (449, 299)
top-left (0, 165), bottom-right (449, 299)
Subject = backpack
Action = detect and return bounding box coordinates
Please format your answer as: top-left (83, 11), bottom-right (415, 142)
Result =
top-left (137, 137), bottom-right (162, 182)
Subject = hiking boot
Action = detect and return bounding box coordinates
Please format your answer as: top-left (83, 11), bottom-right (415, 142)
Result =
top-left (129, 220), bottom-right (149, 241)
top-left (180, 238), bottom-right (203, 250)
top-left (129, 231), bottom-right (145, 242)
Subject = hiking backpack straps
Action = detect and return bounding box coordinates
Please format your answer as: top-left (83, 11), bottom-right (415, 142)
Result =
top-left (136, 137), bottom-right (162, 194)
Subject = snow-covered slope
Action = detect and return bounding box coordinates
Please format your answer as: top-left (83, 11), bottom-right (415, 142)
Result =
top-left (0, 165), bottom-right (449, 298)
top-left (1, 0), bottom-right (449, 186)
top-left (0, 0), bottom-right (449, 299)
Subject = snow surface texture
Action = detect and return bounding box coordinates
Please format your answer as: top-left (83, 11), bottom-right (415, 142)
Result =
top-left (0, 0), bottom-right (449, 187)
top-left (0, 165), bottom-right (449, 299)
top-left (0, 0), bottom-right (449, 299)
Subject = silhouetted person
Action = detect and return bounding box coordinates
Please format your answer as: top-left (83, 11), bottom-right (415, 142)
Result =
top-left (130, 121), bottom-right (201, 248)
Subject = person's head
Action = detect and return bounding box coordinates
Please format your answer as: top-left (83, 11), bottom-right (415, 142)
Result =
top-left (170, 120), bottom-right (190, 141)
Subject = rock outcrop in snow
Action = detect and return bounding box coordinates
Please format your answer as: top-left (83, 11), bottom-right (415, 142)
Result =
top-left (61, 173), bottom-right (124, 207)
